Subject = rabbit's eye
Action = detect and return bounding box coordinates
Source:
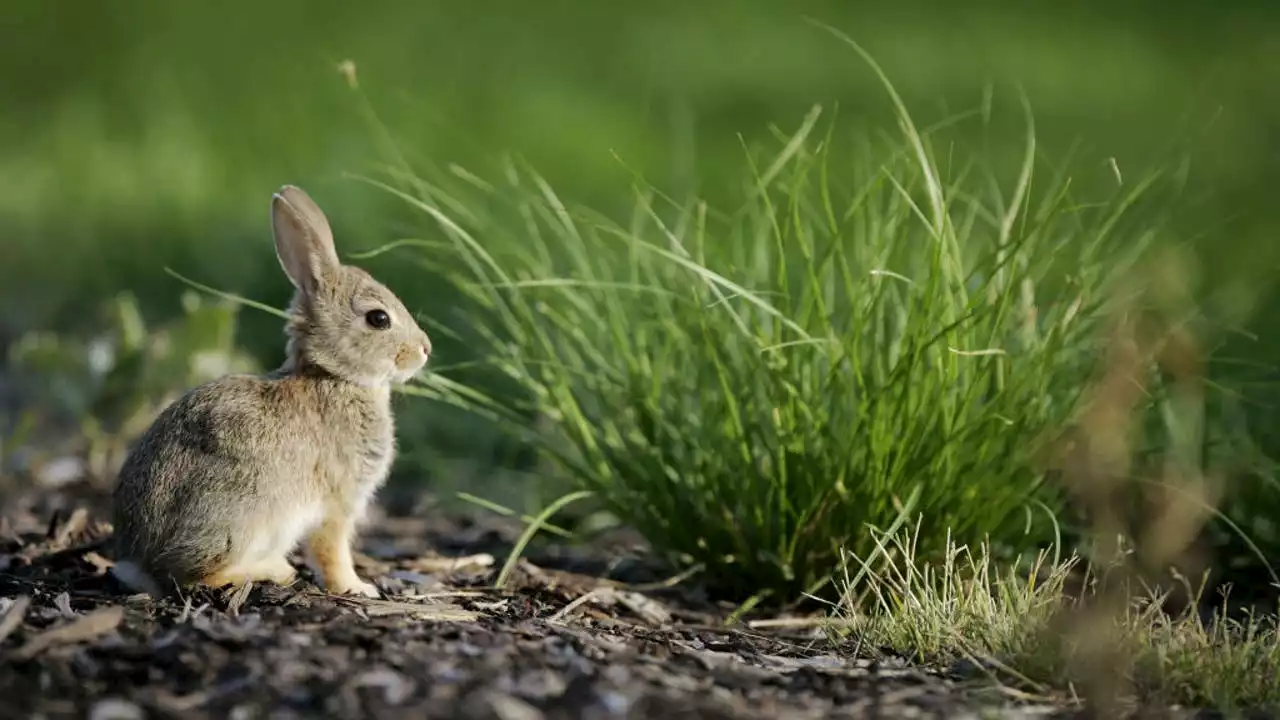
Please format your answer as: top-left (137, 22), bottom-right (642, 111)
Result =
top-left (365, 309), bottom-right (392, 330)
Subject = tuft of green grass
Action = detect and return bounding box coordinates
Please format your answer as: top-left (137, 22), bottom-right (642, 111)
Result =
top-left (833, 522), bottom-right (1280, 712)
top-left (377, 85), bottom-right (1168, 601)
top-left (348, 33), bottom-right (1180, 604)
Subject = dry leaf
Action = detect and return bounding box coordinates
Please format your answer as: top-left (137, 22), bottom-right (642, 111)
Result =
top-left (13, 605), bottom-right (124, 659)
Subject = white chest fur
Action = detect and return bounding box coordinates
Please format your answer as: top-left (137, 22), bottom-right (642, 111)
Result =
top-left (243, 502), bottom-right (326, 565)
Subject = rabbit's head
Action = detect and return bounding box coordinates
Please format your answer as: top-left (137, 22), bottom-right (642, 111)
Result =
top-left (271, 185), bottom-right (431, 387)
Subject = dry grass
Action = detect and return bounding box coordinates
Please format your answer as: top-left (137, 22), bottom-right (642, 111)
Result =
top-left (834, 251), bottom-right (1280, 714)
top-left (836, 525), bottom-right (1280, 711)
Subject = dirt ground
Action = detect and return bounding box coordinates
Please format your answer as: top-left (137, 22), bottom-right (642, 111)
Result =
top-left (0, 479), bottom-right (1210, 720)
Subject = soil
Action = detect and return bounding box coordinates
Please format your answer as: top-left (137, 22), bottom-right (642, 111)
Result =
top-left (0, 480), bottom-right (1205, 720)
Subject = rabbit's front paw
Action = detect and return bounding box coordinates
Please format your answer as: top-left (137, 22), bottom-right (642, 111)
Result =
top-left (333, 578), bottom-right (380, 598)
top-left (307, 520), bottom-right (380, 598)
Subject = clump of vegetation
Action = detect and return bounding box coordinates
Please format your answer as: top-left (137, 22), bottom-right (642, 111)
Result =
top-left (380, 54), bottom-right (1167, 600)
top-left (835, 524), bottom-right (1280, 712)
top-left (833, 252), bottom-right (1280, 713)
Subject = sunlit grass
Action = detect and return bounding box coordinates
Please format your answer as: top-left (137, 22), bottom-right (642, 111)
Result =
top-left (377, 55), bottom-right (1167, 600)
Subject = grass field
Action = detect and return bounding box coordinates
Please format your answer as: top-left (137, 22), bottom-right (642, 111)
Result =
top-left (4, 3), bottom-right (1280, 713)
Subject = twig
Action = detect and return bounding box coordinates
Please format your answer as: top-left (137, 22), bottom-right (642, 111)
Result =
top-left (548, 589), bottom-right (602, 624)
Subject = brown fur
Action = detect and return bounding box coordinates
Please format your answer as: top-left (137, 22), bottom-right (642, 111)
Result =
top-left (111, 186), bottom-right (431, 598)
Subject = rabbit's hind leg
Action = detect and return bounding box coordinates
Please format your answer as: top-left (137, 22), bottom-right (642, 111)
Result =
top-left (199, 499), bottom-right (319, 590)
top-left (254, 555), bottom-right (299, 585)
top-left (201, 556), bottom-right (298, 590)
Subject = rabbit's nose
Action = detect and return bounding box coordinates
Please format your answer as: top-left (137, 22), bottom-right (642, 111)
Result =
top-left (422, 335), bottom-right (432, 357)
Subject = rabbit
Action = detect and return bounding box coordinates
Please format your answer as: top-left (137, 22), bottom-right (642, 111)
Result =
top-left (110, 185), bottom-right (432, 598)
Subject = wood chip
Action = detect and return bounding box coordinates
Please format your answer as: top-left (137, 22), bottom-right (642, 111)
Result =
top-left (52, 507), bottom-right (89, 548)
top-left (396, 591), bottom-right (489, 601)
top-left (0, 596), bottom-right (31, 644)
top-left (406, 553), bottom-right (495, 573)
top-left (0, 516), bottom-right (18, 544)
top-left (13, 605), bottom-right (124, 659)
top-left (471, 599), bottom-right (510, 613)
top-left (746, 616), bottom-right (830, 630)
top-left (548, 589), bottom-right (602, 624)
top-left (88, 698), bottom-right (145, 720)
top-left (612, 589), bottom-right (673, 626)
top-left (335, 596), bottom-right (479, 622)
top-left (83, 551), bottom-right (116, 574)
top-left (225, 582), bottom-right (254, 617)
top-left (488, 693), bottom-right (544, 720)
top-left (549, 586), bottom-right (671, 626)
top-left (516, 560), bottom-right (619, 595)
top-left (54, 592), bottom-right (77, 619)
top-left (353, 666), bottom-right (416, 705)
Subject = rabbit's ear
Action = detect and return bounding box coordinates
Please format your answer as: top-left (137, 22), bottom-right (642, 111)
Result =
top-left (271, 185), bottom-right (341, 297)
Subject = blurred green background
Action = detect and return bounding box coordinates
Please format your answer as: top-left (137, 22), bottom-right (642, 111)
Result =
top-left (3, 0), bottom-right (1279, 503)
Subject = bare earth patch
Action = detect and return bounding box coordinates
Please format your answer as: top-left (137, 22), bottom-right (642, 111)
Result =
top-left (0, 482), bottom-right (1133, 719)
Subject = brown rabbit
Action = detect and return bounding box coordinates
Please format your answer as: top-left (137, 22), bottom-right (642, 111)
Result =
top-left (110, 185), bottom-right (431, 598)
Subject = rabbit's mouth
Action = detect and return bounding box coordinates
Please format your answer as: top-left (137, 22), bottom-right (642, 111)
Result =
top-left (390, 357), bottom-right (429, 385)
top-left (391, 365), bottom-right (426, 385)
top-left (392, 341), bottom-right (431, 382)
